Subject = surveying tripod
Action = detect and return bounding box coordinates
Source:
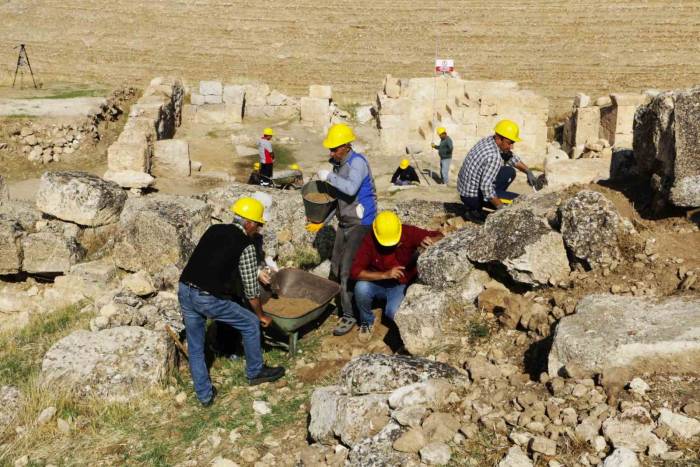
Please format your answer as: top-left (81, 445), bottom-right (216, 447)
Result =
top-left (12, 44), bottom-right (38, 89)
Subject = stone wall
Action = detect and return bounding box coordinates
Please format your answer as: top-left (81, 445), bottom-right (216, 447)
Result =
top-left (375, 75), bottom-right (549, 167)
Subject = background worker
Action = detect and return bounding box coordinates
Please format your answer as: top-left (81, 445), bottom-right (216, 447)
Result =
top-left (456, 119), bottom-right (539, 220)
top-left (248, 162), bottom-right (262, 185)
top-left (178, 197), bottom-right (285, 406)
top-left (316, 123), bottom-right (378, 337)
top-left (391, 159), bottom-right (420, 186)
top-left (350, 211), bottom-right (443, 342)
top-left (431, 127), bottom-right (453, 184)
top-left (257, 128), bottom-right (275, 186)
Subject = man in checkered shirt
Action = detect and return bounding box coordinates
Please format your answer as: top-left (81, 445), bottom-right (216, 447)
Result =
top-left (457, 119), bottom-right (538, 219)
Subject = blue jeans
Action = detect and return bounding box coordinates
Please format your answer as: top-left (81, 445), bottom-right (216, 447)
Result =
top-left (178, 282), bottom-right (263, 403)
top-left (461, 165), bottom-right (518, 210)
top-left (440, 158), bottom-right (451, 184)
top-left (354, 280), bottom-right (407, 326)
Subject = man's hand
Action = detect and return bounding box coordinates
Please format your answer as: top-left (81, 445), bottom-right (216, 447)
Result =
top-left (317, 169), bottom-right (330, 182)
top-left (259, 314), bottom-right (272, 328)
top-left (258, 268), bottom-right (272, 285)
top-left (526, 170), bottom-right (538, 187)
top-left (420, 236), bottom-right (437, 248)
top-left (384, 266), bottom-right (405, 280)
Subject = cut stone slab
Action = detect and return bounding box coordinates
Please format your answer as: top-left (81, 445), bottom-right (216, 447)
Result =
top-left (223, 84), bottom-right (245, 104)
top-left (544, 157), bottom-right (611, 189)
top-left (309, 85), bottom-right (332, 100)
top-left (35, 171), bottom-right (127, 226)
top-left (41, 326), bottom-right (174, 401)
top-left (113, 194), bottom-right (212, 274)
top-left (341, 354), bottom-right (463, 396)
top-left (548, 294), bottom-right (700, 377)
top-left (388, 379), bottom-right (454, 410)
top-left (199, 80), bottom-right (222, 96)
top-left (300, 97), bottom-right (330, 126)
top-left (103, 170), bottom-right (155, 189)
top-left (21, 232), bottom-right (84, 274)
top-left (107, 141), bottom-right (150, 172)
top-left (152, 139), bottom-right (191, 177)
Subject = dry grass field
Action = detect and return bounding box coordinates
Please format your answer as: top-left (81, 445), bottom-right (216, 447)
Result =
top-left (1, 1), bottom-right (700, 112)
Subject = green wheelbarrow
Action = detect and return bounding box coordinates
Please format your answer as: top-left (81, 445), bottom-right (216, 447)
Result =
top-left (261, 268), bottom-right (340, 355)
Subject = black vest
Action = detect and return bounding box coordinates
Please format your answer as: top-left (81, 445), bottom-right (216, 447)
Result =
top-left (180, 224), bottom-right (252, 298)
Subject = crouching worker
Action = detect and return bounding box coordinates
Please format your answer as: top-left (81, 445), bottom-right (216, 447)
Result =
top-left (178, 197), bottom-right (285, 407)
top-left (248, 162), bottom-right (262, 185)
top-left (391, 159), bottom-right (420, 186)
top-left (350, 211), bottom-right (443, 342)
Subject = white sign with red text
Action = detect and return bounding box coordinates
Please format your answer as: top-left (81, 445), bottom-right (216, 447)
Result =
top-left (435, 59), bottom-right (454, 73)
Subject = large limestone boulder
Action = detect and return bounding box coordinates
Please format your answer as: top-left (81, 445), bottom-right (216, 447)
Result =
top-left (41, 326), bottom-right (174, 401)
top-left (394, 284), bottom-right (475, 356)
top-left (113, 194), bottom-right (212, 274)
top-left (152, 139), bottom-right (191, 178)
top-left (21, 232), bottom-right (84, 274)
top-left (417, 227), bottom-right (477, 289)
top-left (0, 220), bottom-right (23, 275)
top-left (340, 354), bottom-right (463, 396)
top-left (461, 208), bottom-right (570, 286)
top-left (634, 87), bottom-right (700, 208)
top-left (559, 190), bottom-right (628, 270)
top-left (548, 294), bottom-right (700, 377)
top-left (0, 199), bottom-right (42, 231)
top-left (309, 386), bottom-right (390, 447)
top-left (35, 171), bottom-right (127, 227)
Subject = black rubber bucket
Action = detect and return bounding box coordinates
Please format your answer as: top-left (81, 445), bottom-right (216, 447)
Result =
top-left (301, 180), bottom-right (336, 223)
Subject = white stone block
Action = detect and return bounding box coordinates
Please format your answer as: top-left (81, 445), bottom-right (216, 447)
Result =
top-left (199, 80), bottom-right (222, 96)
top-left (384, 75), bottom-right (402, 98)
top-left (103, 170), bottom-right (155, 189)
top-left (377, 94), bottom-right (410, 115)
top-left (152, 139), bottom-right (191, 177)
top-left (190, 93), bottom-right (206, 106)
top-left (243, 83), bottom-right (271, 106)
top-left (300, 97), bottom-right (330, 125)
top-left (107, 141), bottom-right (149, 173)
top-left (203, 94), bottom-right (223, 105)
top-left (223, 85), bottom-right (245, 104)
top-left (195, 104), bottom-right (243, 124)
top-left (309, 85), bottom-right (332, 100)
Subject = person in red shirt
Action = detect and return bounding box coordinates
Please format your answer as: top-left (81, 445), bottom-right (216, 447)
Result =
top-left (350, 211), bottom-right (443, 342)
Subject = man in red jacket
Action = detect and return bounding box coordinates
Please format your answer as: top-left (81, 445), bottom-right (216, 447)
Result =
top-left (350, 211), bottom-right (443, 342)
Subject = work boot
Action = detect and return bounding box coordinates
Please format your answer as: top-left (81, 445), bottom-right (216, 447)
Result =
top-left (357, 323), bottom-right (374, 343)
top-left (333, 316), bottom-right (356, 336)
top-left (463, 209), bottom-right (486, 224)
top-left (248, 365), bottom-right (285, 386)
top-left (201, 386), bottom-right (217, 408)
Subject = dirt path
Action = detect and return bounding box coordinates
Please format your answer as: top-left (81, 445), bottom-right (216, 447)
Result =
top-left (2, 2), bottom-right (700, 114)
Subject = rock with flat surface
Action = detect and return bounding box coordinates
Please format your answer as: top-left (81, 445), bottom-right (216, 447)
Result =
top-left (559, 190), bottom-right (628, 270)
top-left (549, 294), bottom-right (700, 377)
top-left (113, 194), bottom-right (211, 274)
top-left (0, 220), bottom-right (23, 274)
top-left (103, 170), bottom-right (155, 189)
top-left (498, 446), bottom-right (533, 467)
top-left (544, 157), bottom-right (611, 189)
top-left (419, 442), bottom-right (451, 465)
top-left (347, 422), bottom-right (413, 467)
top-left (388, 379), bottom-right (454, 410)
top-left (21, 232), bottom-right (84, 274)
top-left (394, 284), bottom-right (472, 356)
top-left (461, 208), bottom-right (570, 286)
top-left (602, 406), bottom-right (662, 452)
top-left (152, 139), bottom-right (190, 177)
top-left (341, 354), bottom-right (463, 396)
top-left (602, 448), bottom-right (639, 467)
top-left (41, 326), bottom-right (174, 401)
top-left (417, 227), bottom-right (477, 289)
top-left (35, 171), bottom-right (127, 226)
top-left (658, 408), bottom-right (700, 439)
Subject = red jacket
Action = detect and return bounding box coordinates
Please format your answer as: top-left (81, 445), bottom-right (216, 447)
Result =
top-left (350, 225), bottom-right (440, 285)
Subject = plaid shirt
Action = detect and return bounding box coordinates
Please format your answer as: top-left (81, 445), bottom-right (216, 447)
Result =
top-left (233, 223), bottom-right (260, 299)
top-left (457, 136), bottom-right (521, 201)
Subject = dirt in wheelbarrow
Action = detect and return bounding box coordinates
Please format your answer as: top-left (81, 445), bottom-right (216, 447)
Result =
top-left (263, 296), bottom-right (321, 318)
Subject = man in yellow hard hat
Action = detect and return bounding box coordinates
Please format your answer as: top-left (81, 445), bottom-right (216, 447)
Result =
top-left (247, 162), bottom-right (262, 185)
top-left (391, 159), bottom-right (420, 186)
top-left (315, 123), bottom-right (378, 336)
top-left (431, 127), bottom-right (453, 184)
top-left (456, 119), bottom-right (539, 221)
top-left (350, 211), bottom-right (443, 342)
top-left (257, 128), bottom-right (275, 186)
top-left (179, 197), bottom-right (285, 405)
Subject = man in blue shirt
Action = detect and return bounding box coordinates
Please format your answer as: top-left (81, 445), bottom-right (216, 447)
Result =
top-left (316, 123), bottom-right (378, 336)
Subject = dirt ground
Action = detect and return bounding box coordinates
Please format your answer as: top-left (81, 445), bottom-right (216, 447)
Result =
top-left (2, 2), bottom-right (700, 113)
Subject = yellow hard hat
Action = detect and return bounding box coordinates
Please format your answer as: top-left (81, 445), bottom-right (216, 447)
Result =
top-left (253, 162), bottom-right (261, 170)
top-left (494, 119), bottom-right (522, 142)
top-left (289, 163), bottom-right (300, 170)
top-left (399, 159), bottom-right (410, 170)
top-left (263, 127), bottom-right (274, 136)
top-left (372, 211), bottom-right (402, 247)
top-left (437, 127), bottom-right (447, 135)
top-left (230, 197), bottom-right (265, 224)
top-left (323, 123), bottom-right (355, 149)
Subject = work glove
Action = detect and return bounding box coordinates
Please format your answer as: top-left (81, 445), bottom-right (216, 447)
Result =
top-left (305, 223), bottom-right (324, 233)
top-left (317, 169), bottom-right (330, 182)
top-left (526, 170), bottom-right (538, 187)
